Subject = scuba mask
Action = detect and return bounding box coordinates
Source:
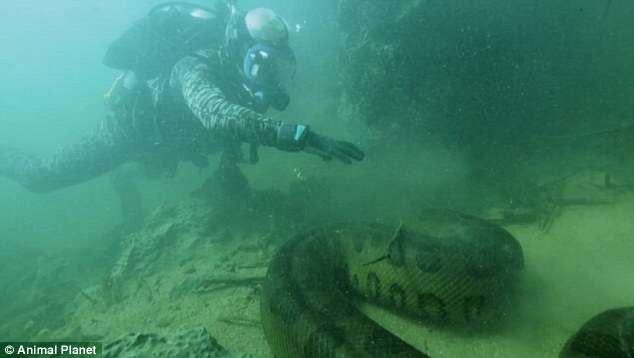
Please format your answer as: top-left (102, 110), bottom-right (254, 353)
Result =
top-left (243, 43), bottom-right (296, 111)
top-left (225, 6), bottom-right (296, 112)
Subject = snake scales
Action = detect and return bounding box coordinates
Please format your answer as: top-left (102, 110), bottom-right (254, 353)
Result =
top-left (260, 209), bottom-right (634, 357)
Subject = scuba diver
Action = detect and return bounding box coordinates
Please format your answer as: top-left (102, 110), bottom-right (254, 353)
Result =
top-left (0, 1), bottom-right (364, 194)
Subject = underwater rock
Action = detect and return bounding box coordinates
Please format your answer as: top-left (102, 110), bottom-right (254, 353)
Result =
top-left (109, 202), bottom-right (213, 279)
top-left (169, 276), bottom-right (200, 299)
top-left (88, 201), bottom-right (220, 309)
top-left (103, 327), bottom-right (229, 358)
top-left (335, 0), bottom-right (633, 187)
top-left (337, 0), bottom-right (619, 138)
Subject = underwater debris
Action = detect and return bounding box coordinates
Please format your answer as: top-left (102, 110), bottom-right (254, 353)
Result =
top-left (293, 167), bottom-right (307, 181)
top-left (537, 204), bottom-right (561, 234)
top-left (591, 172), bottom-right (634, 192)
top-left (99, 275), bottom-right (123, 308)
top-left (77, 290), bottom-right (98, 306)
top-left (102, 328), bottom-right (228, 358)
top-left (134, 276), bottom-right (157, 304)
top-left (235, 262), bottom-right (269, 270)
top-left (184, 266), bottom-right (197, 275)
top-left (483, 206), bottom-right (539, 226)
top-left (552, 197), bottom-right (614, 206)
top-left (490, 170), bottom-right (623, 232)
top-left (156, 316), bottom-right (174, 328)
top-left (218, 316), bottom-right (261, 328)
top-left (195, 276), bottom-right (265, 294)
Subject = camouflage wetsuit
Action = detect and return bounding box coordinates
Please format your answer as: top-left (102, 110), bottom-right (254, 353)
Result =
top-left (0, 48), bottom-right (284, 193)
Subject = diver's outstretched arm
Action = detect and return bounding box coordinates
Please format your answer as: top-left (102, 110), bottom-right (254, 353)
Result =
top-left (0, 125), bottom-right (135, 193)
top-left (170, 53), bottom-right (364, 164)
top-left (170, 52), bottom-right (282, 147)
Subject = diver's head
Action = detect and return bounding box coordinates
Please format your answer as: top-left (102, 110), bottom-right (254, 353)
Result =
top-left (245, 8), bottom-right (289, 45)
top-left (225, 7), bottom-right (296, 111)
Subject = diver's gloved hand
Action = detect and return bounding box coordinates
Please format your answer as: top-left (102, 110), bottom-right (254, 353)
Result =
top-left (275, 123), bottom-right (364, 164)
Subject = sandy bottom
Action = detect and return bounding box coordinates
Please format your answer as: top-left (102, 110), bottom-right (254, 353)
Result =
top-left (364, 191), bottom-right (634, 357)
top-left (21, 175), bottom-right (634, 357)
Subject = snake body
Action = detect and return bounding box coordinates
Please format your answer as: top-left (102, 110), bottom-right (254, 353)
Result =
top-left (261, 209), bottom-right (634, 357)
top-left (260, 210), bottom-right (524, 357)
top-left (560, 307), bottom-right (634, 358)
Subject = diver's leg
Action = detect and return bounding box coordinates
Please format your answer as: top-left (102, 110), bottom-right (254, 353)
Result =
top-left (0, 126), bottom-right (136, 193)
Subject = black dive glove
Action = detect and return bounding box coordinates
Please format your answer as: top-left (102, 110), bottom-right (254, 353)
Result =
top-left (276, 123), bottom-right (365, 164)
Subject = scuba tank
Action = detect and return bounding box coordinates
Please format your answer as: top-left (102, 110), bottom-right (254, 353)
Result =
top-left (102, 2), bottom-right (232, 139)
top-left (103, 1), bottom-right (231, 80)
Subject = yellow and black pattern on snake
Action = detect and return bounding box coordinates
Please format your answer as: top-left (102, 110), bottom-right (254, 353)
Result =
top-left (260, 210), bottom-right (525, 357)
top-left (560, 307), bottom-right (634, 358)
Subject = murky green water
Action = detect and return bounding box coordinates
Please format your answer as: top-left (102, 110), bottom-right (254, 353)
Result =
top-left (1, 0), bottom-right (633, 357)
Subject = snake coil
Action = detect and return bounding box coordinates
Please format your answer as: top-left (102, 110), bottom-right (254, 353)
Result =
top-left (260, 209), bottom-right (634, 357)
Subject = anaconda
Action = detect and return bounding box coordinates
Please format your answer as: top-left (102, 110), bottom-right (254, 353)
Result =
top-left (260, 209), bottom-right (524, 357)
top-left (260, 209), bottom-right (634, 357)
top-left (560, 307), bottom-right (634, 358)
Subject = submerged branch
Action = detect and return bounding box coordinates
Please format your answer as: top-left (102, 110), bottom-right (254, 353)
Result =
top-left (217, 315), bottom-right (261, 328)
top-left (552, 197), bottom-right (614, 206)
top-left (195, 276), bottom-right (265, 294)
top-left (78, 289), bottom-right (98, 306)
